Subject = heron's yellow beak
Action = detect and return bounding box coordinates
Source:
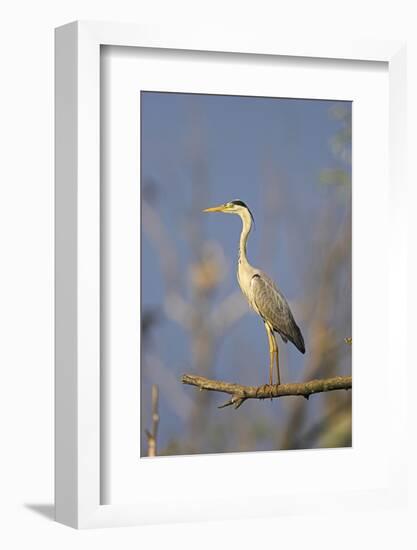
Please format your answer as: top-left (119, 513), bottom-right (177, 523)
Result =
top-left (202, 204), bottom-right (227, 213)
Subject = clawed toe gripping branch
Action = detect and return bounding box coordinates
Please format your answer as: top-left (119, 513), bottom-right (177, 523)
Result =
top-left (181, 374), bottom-right (352, 409)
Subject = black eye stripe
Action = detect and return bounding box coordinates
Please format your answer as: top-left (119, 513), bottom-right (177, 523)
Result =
top-left (230, 200), bottom-right (248, 208)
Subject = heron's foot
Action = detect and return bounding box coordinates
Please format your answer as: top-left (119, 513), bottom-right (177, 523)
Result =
top-left (259, 383), bottom-right (275, 400)
top-left (257, 383), bottom-right (270, 398)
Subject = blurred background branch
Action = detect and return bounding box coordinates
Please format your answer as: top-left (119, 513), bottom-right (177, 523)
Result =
top-left (145, 384), bottom-right (160, 457)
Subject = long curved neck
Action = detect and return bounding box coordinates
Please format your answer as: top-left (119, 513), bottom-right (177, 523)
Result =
top-left (238, 210), bottom-right (252, 266)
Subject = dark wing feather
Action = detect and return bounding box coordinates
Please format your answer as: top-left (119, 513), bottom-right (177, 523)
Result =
top-left (251, 273), bottom-right (305, 354)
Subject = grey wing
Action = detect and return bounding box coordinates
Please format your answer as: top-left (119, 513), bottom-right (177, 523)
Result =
top-left (250, 273), bottom-right (305, 354)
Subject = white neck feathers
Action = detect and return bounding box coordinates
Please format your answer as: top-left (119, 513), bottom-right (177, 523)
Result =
top-left (238, 209), bottom-right (252, 265)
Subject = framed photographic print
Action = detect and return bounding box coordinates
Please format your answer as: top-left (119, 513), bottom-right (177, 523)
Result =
top-left (55, 21), bottom-right (407, 528)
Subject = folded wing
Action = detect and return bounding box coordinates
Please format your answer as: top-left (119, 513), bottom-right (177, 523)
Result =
top-left (250, 273), bottom-right (305, 354)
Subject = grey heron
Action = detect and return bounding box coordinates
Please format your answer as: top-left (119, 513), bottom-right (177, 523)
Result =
top-left (203, 200), bottom-right (305, 386)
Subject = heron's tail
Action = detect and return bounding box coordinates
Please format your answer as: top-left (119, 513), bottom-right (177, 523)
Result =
top-left (292, 325), bottom-right (305, 354)
top-left (283, 321), bottom-right (305, 354)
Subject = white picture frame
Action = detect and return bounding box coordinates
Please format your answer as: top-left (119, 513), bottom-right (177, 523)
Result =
top-left (55, 21), bottom-right (407, 529)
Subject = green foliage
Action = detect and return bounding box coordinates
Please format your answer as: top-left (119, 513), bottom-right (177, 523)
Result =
top-left (317, 409), bottom-right (352, 448)
top-left (319, 168), bottom-right (350, 187)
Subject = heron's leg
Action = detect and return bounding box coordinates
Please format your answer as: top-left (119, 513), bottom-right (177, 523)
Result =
top-left (264, 322), bottom-right (274, 386)
top-left (271, 332), bottom-right (281, 386)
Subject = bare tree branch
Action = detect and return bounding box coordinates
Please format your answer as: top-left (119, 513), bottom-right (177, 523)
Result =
top-left (181, 374), bottom-right (352, 409)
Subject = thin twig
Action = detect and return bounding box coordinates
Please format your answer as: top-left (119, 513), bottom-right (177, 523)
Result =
top-left (181, 374), bottom-right (352, 409)
top-left (145, 384), bottom-right (160, 456)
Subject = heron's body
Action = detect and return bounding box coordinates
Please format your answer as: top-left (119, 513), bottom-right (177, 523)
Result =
top-left (203, 200), bottom-right (305, 385)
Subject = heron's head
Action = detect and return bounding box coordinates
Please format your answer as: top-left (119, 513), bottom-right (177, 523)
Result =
top-left (203, 200), bottom-right (254, 223)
